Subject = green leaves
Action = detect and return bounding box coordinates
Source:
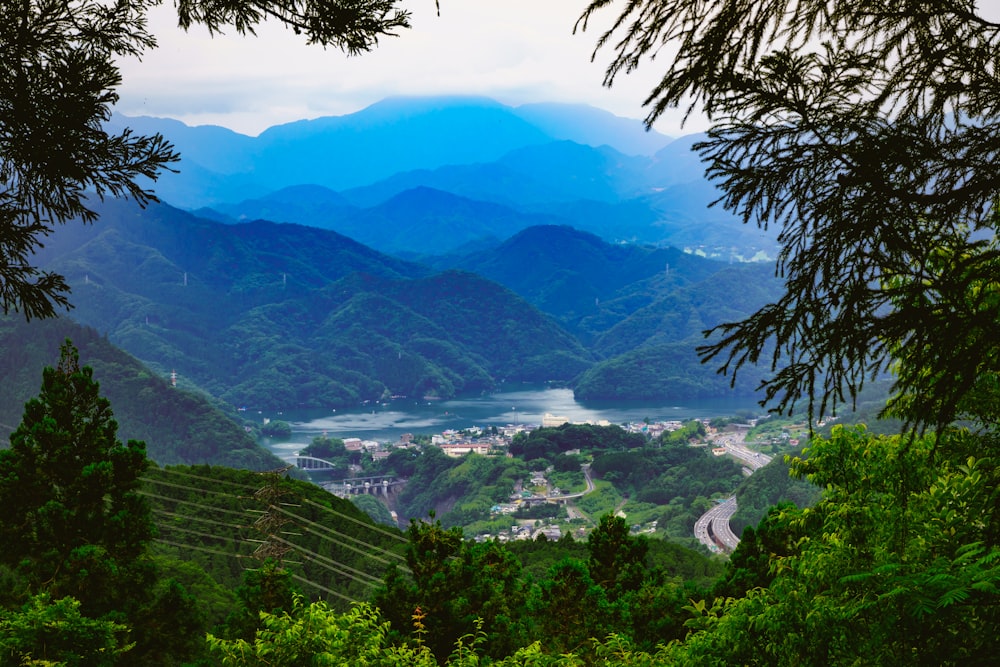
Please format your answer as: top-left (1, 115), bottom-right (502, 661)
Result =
top-left (581, 0), bottom-right (1000, 433)
top-left (0, 0), bottom-right (179, 319)
top-left (0, 594), bottom-right (131, 667)
top-left (665, 426), bottom-right (1000, 664)
top-left (0, 341), bottom-right (165, 659)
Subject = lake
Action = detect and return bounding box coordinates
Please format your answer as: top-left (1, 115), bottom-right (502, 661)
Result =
top-left (259, 386), bottom-right (759, 461)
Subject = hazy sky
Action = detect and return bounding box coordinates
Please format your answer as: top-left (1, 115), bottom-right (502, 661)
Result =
top-left (116, 1), bottom-right (708, 137)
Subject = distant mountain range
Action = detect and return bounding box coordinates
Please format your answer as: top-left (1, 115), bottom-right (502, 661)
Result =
top-left (36, 196), bottom-right (779, 407)
top-left (38, 198), bottom-right (594, 410)
top-left (109, 96), bottom-right (779, 262)
top-left (16, 96), bottom-right (786, 419)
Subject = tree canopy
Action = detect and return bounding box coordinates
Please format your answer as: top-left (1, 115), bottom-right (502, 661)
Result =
top-left (0, 341), bottom-right (154, 614)
top-left (578, 0), bottom-right (1000, 430)
top-left (0, 0), bottom-right (409, 319)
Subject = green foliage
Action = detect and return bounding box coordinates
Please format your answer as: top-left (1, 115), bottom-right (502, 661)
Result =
top-left (300, 436), bottom-right (346, 460)
top-left (395, 449), bottom-right (527, 527)
top-left (207, 596), bottom-right (438, 666)
top-left (0, 316), bottom-right (281, 468)
top-left (0, 594), bottom-right (131, 667)
top-left (142, 465), bottom-right (407, 609)
top-left (581, 0), bottom-right (1000, 429)
top-left (574, 340), bottom-right (766, 401)
top-left (374, 519), bottom-right (529, 662)
top-left (42, 201), bottom-right (593, 410)
top-left (223, 561), bottom-right (299, 642)
top-left (510, 423), bottom-right (645, 461)
top-left (260, 420), bottom-right (291, 439)
top-left (527, 558), bottom-right (614, 656)
top-left (589, 438), bottom-right (743, 529)
top-left (729, 455), bottom-right (820, 535)
top-left (665, 426), bottom-right (1000, 664)
top-left (0, 341), bottom-right (211, 665)
top-left (351, 494), bottom-right (397, 528)
top-left (0, 341), bottom-right (154, 615)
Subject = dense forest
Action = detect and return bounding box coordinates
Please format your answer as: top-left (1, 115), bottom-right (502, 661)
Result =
top-left (37, 198), bottom-right (600, 409)
top-left (1, 318), bottom-right (997, 665)
top-left (0, 347), bottom-right (734, 664)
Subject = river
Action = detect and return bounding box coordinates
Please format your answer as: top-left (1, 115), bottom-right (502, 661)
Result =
top-left (258, 385), bottom-right (758, 461)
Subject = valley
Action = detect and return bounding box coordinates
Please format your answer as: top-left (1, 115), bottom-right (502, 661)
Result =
top-left (248, 388), bottom-right (813, 553)
top-left (14, 97), bottom-right (803, 552)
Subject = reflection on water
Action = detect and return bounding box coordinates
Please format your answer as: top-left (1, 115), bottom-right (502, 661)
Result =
top-left (258, 386), bottom-right (758, 458)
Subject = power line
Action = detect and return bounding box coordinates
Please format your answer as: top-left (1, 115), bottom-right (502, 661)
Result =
top-left (152, 508), bottom-right (250, 533)
top-left (154, 538), bottom-right (252, 560)
top-left (298, 496), bottom-right (408, 543)
top-left (272, 535), bottom-right (383, 587)
top-left (158, 522), bottom-right (247, 545)
top-left (273, 504), bottom-right (409, 568)
top-left (141, 469), bottom-right (409, 585)
top-left (143, 476), bottom-right (251, 500)
top-left (150, 466), bottom-right (259, 491)
top-left (142, 474), bottom-right (407, 559)
top-left (290, 573), bottom-right (357, 605)
top-left (139, 490), bottom-right (251, 519)
top-left (145, 468), bottom-right (407, 546)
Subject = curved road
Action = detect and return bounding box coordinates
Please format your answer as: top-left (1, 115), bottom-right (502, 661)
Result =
top-left (693, 436), bottom-right (773, 553)
top-left (694, 497), bottom-right (739, 553)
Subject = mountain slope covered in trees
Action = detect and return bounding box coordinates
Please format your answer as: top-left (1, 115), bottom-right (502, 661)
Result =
top-left (36, 198), bottom-right (594, 410)
top-left (0, 316), bottom-right (280, 469)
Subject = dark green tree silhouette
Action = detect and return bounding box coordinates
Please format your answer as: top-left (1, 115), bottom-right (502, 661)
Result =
top-left (0, 340), bottom-right (154, 615)
top-left (223, 560), bottom-right (300, 641)
top-left (578, 0), bottom-right (1000, 431)
top-left (587, 513), bottom-right (648, 600)
top-left (0, 0), bottom-right (409, 319)
top-left (374, 517), bottom-right (528, 662)
top-left (528, 558), bottom-right (613, 656)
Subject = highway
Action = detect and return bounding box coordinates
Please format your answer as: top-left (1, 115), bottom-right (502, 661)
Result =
top-left (693, 433), bottom-right (773, 553)
top-left (694, 496), bottom-right (739, 553)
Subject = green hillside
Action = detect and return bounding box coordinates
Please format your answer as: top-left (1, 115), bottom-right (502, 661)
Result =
top-left (0, 316), bottom-right (278, 468)
top-left (142, 464), bottom-right (409, 609)
top-left (37, 199), bottom-right (593, 410)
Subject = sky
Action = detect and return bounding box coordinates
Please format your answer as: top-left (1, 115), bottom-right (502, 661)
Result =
top-left (116, 0), bottom-right (708, 137)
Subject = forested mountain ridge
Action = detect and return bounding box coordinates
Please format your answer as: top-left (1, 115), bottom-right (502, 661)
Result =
top-left (430, 225), bottom-right (741, 339)
top-left (36, 198), bottom-right (594, 410)
top-left (0, 316), bottom-right (279, 468)
top-left (426, 225), bottom-right (782, 400)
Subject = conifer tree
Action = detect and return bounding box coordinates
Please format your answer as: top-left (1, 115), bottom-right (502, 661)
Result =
top-left (578, 0), bottom-right (1000, 430)
top-left (0, 0), bottom-right (409, 319)
top-left (0, 340), bottom-right (154, 615)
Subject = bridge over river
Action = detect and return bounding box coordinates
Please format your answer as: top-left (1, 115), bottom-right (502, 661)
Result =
top-left (294, 456), bottom-right (406, 498)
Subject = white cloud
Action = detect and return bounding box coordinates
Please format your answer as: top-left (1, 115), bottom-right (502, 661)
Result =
top-left (115, 1), bottom-right (709, 136)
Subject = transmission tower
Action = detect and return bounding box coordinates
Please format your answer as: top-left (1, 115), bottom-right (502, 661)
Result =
top-left (247, 464), bottom-right (299, 565)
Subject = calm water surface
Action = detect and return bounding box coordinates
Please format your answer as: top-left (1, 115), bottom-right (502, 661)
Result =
top-left (259, 386), bottom-right (758, 461)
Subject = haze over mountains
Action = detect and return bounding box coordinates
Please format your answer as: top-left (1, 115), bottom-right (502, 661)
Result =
top-left (110, 96), bottom-right (778, 261)
top-left (26, 97), bottom-right (783, 414)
